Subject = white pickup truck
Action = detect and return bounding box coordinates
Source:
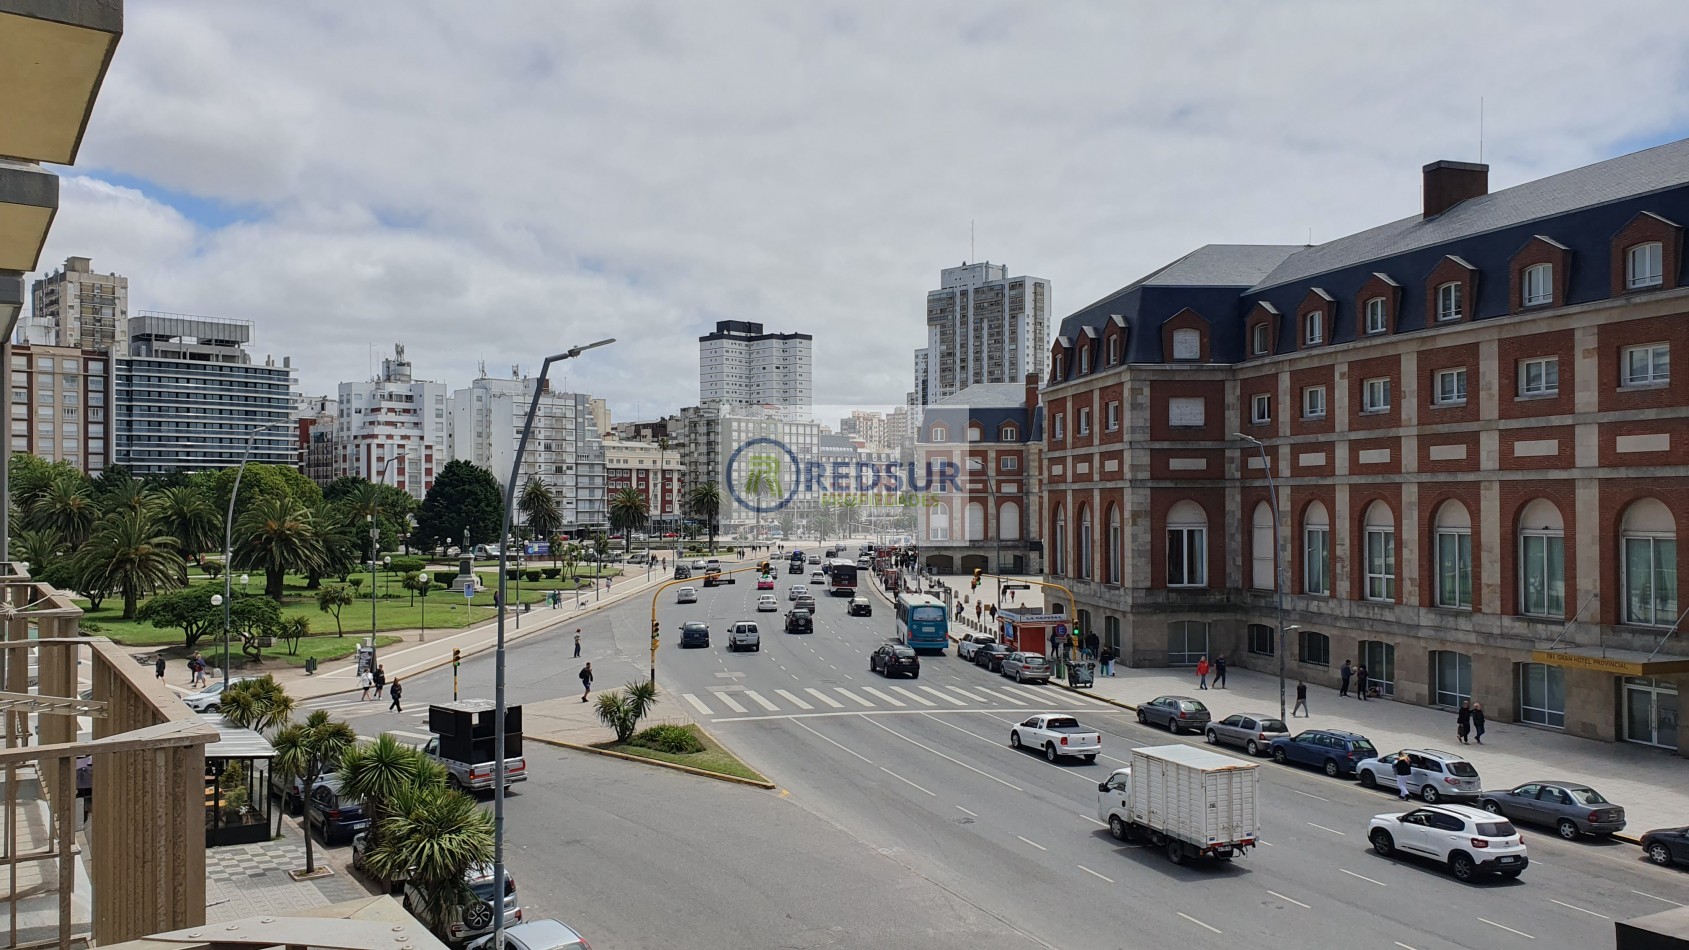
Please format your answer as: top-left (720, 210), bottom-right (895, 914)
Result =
top-left (1009, 714), bottom-right (1101, 762)
top-left (1097, 745), bottom-right (1260, 865)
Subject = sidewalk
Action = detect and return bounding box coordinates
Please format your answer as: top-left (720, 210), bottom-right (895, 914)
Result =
top-left (1072, 661), bottom-right (1687, 836)
top-left (205, 819), bottom-right (368, 922)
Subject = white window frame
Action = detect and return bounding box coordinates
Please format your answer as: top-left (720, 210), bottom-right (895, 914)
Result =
top-left (1107, 336), bottom-right (1119, 366)
top-left (1623, 532), bottom-right (1677, 626)
top-left (1052, 413), bottom-right (1064, 440)
top-left (1053, 354), bottom-right (1064, 379)
top-left (1519, 357), bottom-right (1559, 397)
top-left (1361, 377), bottom-right (1392, 413)
top-left (1365, 525), bottom-right (1396, 602)
top-left (1519, 529), bottom-right (1565, 618)
top-left (1302, 385), bottom-right (1326, 419)
top-left (1077, 407), bottom-right (1091, 436)
top-left (1523, 263), bottom-right (1553, 306)
top-left (1250, 393), bottom-right (1271, 425)
top-left (1364, 296), bottom-right (1387, 334)
top-left (1303, 312), bottom-right (1324, 345)
top-left (930, 425), bottom-right (947, 442)
top-left (1622, 343), bottom-right (1670, 387)
top-left (1105, 401), bottom-right (1119, 431)
top-left (928, 502), bottom-right (950, 541)
top-left (1001, 426), bottom-right (1017, 441)
top-left (1080, 347), bottom-right (1091, 374)
top-left (1303, 524), bottom-right (1330, 596)
top-left (1436, 281), bottom-right (1463, 322)
top-left (1167, 524), bottom-right (1207, 588)
top-left (1435, 528), bottom-right (1473, 609)
top-left (1000, 455), bottom-right (1018, 471)
top-left (1433, 368), bottom-right (1467, 406)
top-left (1252, 323), bottom-right (1269, 355)
top-left (1627, 242), bottom-right (1664, 289)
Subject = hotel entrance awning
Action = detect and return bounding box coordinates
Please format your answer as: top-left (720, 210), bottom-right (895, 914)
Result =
top-left (1530, 647), bottom-right (1689, 677)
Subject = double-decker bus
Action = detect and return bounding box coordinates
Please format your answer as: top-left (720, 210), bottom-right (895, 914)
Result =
top-left (896, 593), bottom-right (950, 653)
top-left (826, 559), bottom-right (858, 596)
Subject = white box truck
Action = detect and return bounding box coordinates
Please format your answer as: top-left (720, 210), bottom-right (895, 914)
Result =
top-left (1095, 744), bottom-right (1259, 865)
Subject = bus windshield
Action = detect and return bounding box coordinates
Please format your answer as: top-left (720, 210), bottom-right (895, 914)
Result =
top-left (908, 605), bottom-right (946, 624)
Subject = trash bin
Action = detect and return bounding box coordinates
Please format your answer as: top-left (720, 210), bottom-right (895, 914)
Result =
top-left (305, 656), bottom-right (319, 675)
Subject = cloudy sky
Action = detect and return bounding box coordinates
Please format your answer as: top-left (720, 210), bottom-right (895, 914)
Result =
top-left (32, 1), bottom-right (1689, 422)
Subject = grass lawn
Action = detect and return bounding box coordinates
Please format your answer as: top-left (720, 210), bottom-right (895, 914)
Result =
top-left (261, 633), bottom-right (404, 667)
top-left (598, 724), bottom-right (767, 783)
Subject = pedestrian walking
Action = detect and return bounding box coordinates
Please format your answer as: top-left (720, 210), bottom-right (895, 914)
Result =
top-left (975, 602), bottom-right (982, 621)
top-left (579, 662), bottom-right (594, 703)
top-left (1214, 654), bottom-right (1228, 688)
top-left (1196, 655), bottom-right (1210, 690)
top-left (1393, 752), bottom-right (1414, 800)
top-left (373, 665), bottom-right (386, 699)
top-left (1472, 703), bottom-right (1486, 744)
top-left (189, 652), bottom-right (206, 688)
top-left (1456, 700), bottom-right (1472, 744)
top-left (1356, 664), bottom-right (1370, 701)
top-left (1339, 659), bottom-right (1352, 697)
top-left (1292, 680), bottom-right (1309, 717)
top-left (358, 668), bottom-right (374, 701)
top-left (155, 655), bottom-right (166, 680)
top-left (1099, 647), bottom-right (1115, 676)
top-left (388, 677), bottom-right (404, 712)
top-left (573, 630), bottom-right (582, 658)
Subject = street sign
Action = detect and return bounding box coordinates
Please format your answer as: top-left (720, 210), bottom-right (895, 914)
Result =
top-left (1014, 613), bottom-right (1066, 623)
top-left (463, 582), bottom-right (476, 600)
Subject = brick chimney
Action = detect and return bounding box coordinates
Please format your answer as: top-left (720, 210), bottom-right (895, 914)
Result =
top-left (1422, 160), bottom-right (1489, 218)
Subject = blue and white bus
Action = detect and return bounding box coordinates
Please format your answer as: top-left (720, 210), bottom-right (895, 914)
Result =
top-left (896, 593), bottom-right (950, 654)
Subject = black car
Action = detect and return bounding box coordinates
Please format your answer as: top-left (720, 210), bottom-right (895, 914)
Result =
top-left (785, 609), bottom-right (813, 635)
top-left (789, 561), bottom-right (806, 574)
top-left (871, 643), bottom-right (920, 679)
top-left (847, 596), bottom-right (873, 617)
top-left (307, 777), bottom-right (368, 844)
top-left (673, 565), bottom-right (692, 579)
top-left (680, 621), bottom-right (710, 648)
top-left (973, 643), bottom-right (1011, 672)
top-left (1641, 826), bottom-right (1689, 869)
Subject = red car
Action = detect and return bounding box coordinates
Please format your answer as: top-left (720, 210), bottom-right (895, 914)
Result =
top-left (756, 576), bottom-right (775, 590)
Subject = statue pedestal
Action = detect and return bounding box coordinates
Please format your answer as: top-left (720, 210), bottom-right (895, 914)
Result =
top-left (449, 557), bottom-right (477, 591)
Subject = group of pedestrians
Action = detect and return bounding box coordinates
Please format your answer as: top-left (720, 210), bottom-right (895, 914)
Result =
top-left (358, 664), bottom-right (404, 711)
top-left (1456, 699), bottom-right (1487, 744)
top-left (1338, 659), bottom-right (1376, 700)
top-left (1194, 654), bottom-right (1227, 689)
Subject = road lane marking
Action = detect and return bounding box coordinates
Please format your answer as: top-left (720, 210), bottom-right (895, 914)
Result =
top-left (919, 714), bottom-right (1100, 787)
top-left (773, 689), bottom-right (814, 710)
top-left (1076, 864), bottom-right (1113, 883)
top-left (917, 686), bottom-right (969, 706)
top-left (859, 687), bottom-right (906, 707)
top-left (940, 683), bottom-right (989, 702)
top-left (682, 693), bottom-right (714, 715)
top-left (1266, 890), bottom-right (1309, 909)
top-left (1307, 822), bottom-right (1348, 836)
top-left (791, 719), bottom-right (871, 764)
top-left (804, 688), bottom-right (844, 708)
top-left (1547, 899), bottom-right (1607, 919)
top-left (1394, 943), bottom-right (1421, 950)
top-left (862, 717), bottom-right (1023, 790)
top-left (1291, 789), bottom-right (1329, 802)
top-left (741, 690), bottom-right (780, 711)
top-left (887, 686), bottom-right (936, 707)
top-left (1634, 890), bottom-right (1686, 906)
top-left (1016, 836), bottom-right (1046, 851)
top-left (955, 805), bottom-right (977, 817)
top-left (712, 692), bottom-right (748, 713)
top-left (1477, 918), bottom-right (1534, 939)
top-left (993, 684), bottom-right (1050, 704)
top-left (879, 766), bottom-right (935, 796)
top-left (833, 687), bottom-right (874, 707)
top-left (1177, 912), bottom-right (1222, 934)
top-left (1079, 814), bottom-right (1106, 826)
top-left (1339, 869), bottom-right (1385, 886)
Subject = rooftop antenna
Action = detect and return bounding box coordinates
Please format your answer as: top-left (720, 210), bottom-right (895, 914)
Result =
top-left (970, 220), bottom-right (975, 265)
top-left (1479, 96), bottom-right (1485, 164)
top-left (1307, 227), bottom-right (1313, 246)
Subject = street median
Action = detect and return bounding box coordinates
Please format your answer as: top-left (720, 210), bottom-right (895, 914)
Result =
top-left (530, 723), bottom-right (774, 789)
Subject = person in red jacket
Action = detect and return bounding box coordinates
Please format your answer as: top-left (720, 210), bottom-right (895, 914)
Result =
top-left (1196, 656), bottom-right (1211, 690)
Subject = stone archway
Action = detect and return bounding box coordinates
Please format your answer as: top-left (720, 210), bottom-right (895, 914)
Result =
top-left (925, 553), bottom-right (955, 573)
top-left (958, 553), bottom-right (989, 574)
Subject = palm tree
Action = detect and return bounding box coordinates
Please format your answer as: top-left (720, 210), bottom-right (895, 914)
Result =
top-left (234, 495), bottom-right (323, 600)
top-left (364, 783), bottom-right (494, 939)
top-left (686, 482), bottom-right (723, 554)
top-left (97, 475), bottom-right (153, 516)
top-left (742, 466), bottom-right (778, 540)
top-left (271, 711), bottom-right (357, 868)
top-left (336, 735), bottom-right (444, 871)
top-left (655, 435), bottom-right (672, 530)
top-left (309, 501), bottom-right (359, 589)
top-left (156, 485), bottom-right (221, 584)
top-left (28, 473), bottom-right (96, 548)
top-left (14, 528), bottom-right (63, 574)
top-left (76, 508), bottom-right (183, 619)
top-left (608, 487), bottom-right (649, 554)
top-left (518, 478), bottom-right (562, 542)
top-left (220, 674), bottom-right (296, 732)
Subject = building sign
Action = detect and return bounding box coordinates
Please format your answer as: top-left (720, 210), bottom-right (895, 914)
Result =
top-left (1531, 650), bottom-right (1689, 676)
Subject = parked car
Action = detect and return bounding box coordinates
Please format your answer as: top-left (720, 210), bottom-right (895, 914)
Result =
top-left (1368, 803), bottom-right (1527, 881)
top-left (789, 585), bottom-right (806, 600)
top-left (1205, 712), bottom-right (1289, 757)
top-left (757, 576), bottom-right (775, 590)
top-left (847, 596), bottom-right (873, 617)
top-left (756, 594), bottom-right (778, 612)
top-left (679, 621), bottom-right (710, 648)
top-left (999, 652), bottom-right (1051, 684)
top-left (465, 919), bottom-right (589, 950)
top-left (956, 633), bottom-right (992, 661)
top-left (1640, 826), bottom-right (1689, 868)
top-left (871, 643), bottom-right (920, 679)
top-left (1270, 729), bottom-right (1378, 777)
top-left (1136, 695), bottom-right (1211, 734)
top-left (674, 586), bottom-right (698, 604)
top-left (1356, 749), bottom-right (1481, 803)
top-left (1479, 782), bottom-right (1627, 839)
top-left (181, 677), bottom-right (250, 713)
top-left (973, 643), bottom-right (1011, 672)
top-left (404, 865), bottom-right (521, 946)
top-left (270, 770), bottom-right (335, 816)
top-left (306, 776), bottom-right (368, 844)
top-left (785, 609), bottom-right (813, 634)
top-left (1010, 714), bottom-right (1100, 763)
top-left (809, 571), bottom-right (826, 584)
top-left (728, 621), bottom-right (760, 652)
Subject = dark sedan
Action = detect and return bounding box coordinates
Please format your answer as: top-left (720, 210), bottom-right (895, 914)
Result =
top-left (871, 643), bottom-right (920, 679)
top-left (1269, 729), bottom-right (1377, 778)
top-left (1479, 781), bottom-right (1626, 839)
top-left (973, 643), bottom-right (1011, 672)
top-left (1641, 826), bottom-right (1689, 869)
top-left (1135, 695), bottom-right (1211, 734)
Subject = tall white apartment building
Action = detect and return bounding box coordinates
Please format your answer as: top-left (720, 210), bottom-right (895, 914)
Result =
top-left (917, 262), bottom-right (1050, 406)
top-left (335, 344), bottom-right (446, 498)
top-left (29, 256), bottom-right (128, 352)
top-left (698, 320), bottom-right (812, 413)
top-left (450, 374), bottom-right (606, 530)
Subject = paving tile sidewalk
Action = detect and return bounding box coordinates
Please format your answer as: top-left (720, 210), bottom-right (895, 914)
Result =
top-left (205, 820), bottom-right (370, 921)
top-left (1071, 662), bottom-right (1687, 834)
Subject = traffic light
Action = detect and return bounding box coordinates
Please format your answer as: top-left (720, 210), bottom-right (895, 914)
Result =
top-left (971, 568), bottom-right (982, 590)
top-left (452, 648), bottom-right (461, 667)
top-left (651, 618), bottom-right (661, 637)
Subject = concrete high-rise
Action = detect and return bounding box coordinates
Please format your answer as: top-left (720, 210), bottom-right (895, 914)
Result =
top-left (918, 262), bottom-right (1050, 407)
top-left (29, 257), bottom-right (128, 352)
top-left (450, 373), bottom-right (606, 530)
top-left (335, 344), bottom-right (446, 498)
top-left (698, 320), bottom-right (812, 412)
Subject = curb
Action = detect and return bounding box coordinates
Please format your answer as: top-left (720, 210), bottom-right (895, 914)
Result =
top-left (527, 734), bottom-right (776, 789)
top-left (943, 630), bottom-right (1138, 712)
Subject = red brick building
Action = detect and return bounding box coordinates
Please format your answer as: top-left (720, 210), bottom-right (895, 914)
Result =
top-left (915, 376), bottom-right (1044, 574)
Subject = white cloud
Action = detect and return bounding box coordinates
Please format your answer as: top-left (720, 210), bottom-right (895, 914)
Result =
top-left (31, 0), bottom-right (1689, 420)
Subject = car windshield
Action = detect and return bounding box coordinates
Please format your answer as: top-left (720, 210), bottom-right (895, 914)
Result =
top-left (1446, 761), bottom-right (1479, 777)
top-left (684, 623), bottom-right (706, 632)
top-left (891, 647), bottom-right (914, 657)
top-left (1350, 739), bottom-right (1378, 755)
top-left (1567, 787), bottom-right (1609, 805)
top-left (1046, 717), bottom-right (1079, 729)
top-left (1476, 821), bottom-right (1517, 838)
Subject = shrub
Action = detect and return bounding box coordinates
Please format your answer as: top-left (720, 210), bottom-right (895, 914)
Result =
top-left (387, 556), bottom-right (426, 574)
top-left (629, 724), bottom-right (703, 754)
top-left (433, 571), bottom-right (457, 586)
top-left (541, 567), bottom-right (561, 579)
top-left (348, 576), bottom-right (365, 594)
top-left (524, 570), bottom-right (541, 583)
top-left (594, 681), bottom-right (659, 743)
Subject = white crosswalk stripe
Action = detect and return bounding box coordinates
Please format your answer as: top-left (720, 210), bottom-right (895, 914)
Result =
top-left (939, 683), bottom-right (990, 703)
top-left (887, 686), bottom-right (936, 707)
top-left (917, 686), bottom-right (969, 706)
top-left (804, 688), bottom-right (845, 709)
top-left (994, 683), bottom-right (1055, 704)
top-left (741, 690), bottom-right (780, 711)
top-left (682, 693), bottom-right (714, 715)
top-left (773, 689), bottom-right (814, 710)
top-left (713, 691), bottom-right (748, 713)
top-left (858, 686), bottom-right (906, 707)
top-left (833, 687), bottom-right (874, 707)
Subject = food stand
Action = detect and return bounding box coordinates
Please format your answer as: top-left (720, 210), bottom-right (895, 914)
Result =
top-left (201, 714), bottom-right (276, 847)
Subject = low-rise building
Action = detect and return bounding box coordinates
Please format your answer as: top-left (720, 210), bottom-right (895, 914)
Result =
top-left (916, 376), bottom-right (1043, 574)
top-left (602, 437), bottom-right (683, 528)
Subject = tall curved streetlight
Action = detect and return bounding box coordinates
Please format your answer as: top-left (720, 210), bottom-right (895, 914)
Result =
top-left (367, 449), bottom-right (407, 680)
top-left (1235, 432), bottom-right (1287, 723)
top-left (222, 420), bottom-right (286, 690)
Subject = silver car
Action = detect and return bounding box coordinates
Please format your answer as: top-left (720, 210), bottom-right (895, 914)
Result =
top-left (999, 652), bottom-right (1051, 684)
top-left (1356, 748), bottom-right (1481, 803)
top-left (1136, 695), bottom-right (1211, 734)
top-left (1205, 712), bottom-right (1290, 756)
top-left (1479, 781), bottom-right (1627, 839)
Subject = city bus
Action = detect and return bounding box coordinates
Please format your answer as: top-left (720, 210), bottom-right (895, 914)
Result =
top-left (826, 559), bottom-right (858, 596)
top-left (895, 593), bottom-right (950, 654)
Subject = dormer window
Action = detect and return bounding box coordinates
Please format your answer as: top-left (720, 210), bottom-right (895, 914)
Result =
top-left (1303, 312), bottom-right (1324, 345)
top-left (1628, 242), bottom-right (1664, 289)
top-left (1053, 353), bottom-right (1065, 379)
top-left (1107, 336), bottom-right (1119, 366)
top-left (1251, 323), bottom-right (1269, 355)
top-left (1000, 425), bottom-right (1018, 441)
top-left (930, 425), bottom-right (947, 442)
top-left (967, 426), bottom-right (982, 442)
top-left (1172, 328), bottom-right (1201, 361)
top-left (1364, 297), bottom-right (1387, 334)
top-left (1080, 347), bottom-right (1091, 374)
top-left (1436, 282), bottom-right (1463, 322)
top-left (1523, 263), bottom-right (1553, 307)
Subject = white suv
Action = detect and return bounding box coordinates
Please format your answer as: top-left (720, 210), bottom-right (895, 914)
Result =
top-left (1368, 803), bottom-right (1527, 881)
top-left (1356, 748), bottom-right (1481, 803)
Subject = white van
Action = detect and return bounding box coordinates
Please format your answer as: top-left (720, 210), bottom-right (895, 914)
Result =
top-left (728, 621), bottom-right (761, 652)
top-left (705, 558), bottom-right (722, 573)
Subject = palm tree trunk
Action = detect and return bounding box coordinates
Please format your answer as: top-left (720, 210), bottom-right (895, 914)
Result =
top-left (122, 587), bottom-right (140, 620)
top-left (267, 568), bottom-right (285, 600)
top-left (301, 769), bottom-right (318, 873)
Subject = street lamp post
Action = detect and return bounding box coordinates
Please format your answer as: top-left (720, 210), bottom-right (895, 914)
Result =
top-left (491, 338), bottom-right (614, 950)
top-left (240, 573), bottom-right (249, 596)
top-left (514, 552), bottom-right (524, 630)
top-left (221, 420), bottom-right (284, 690)
top-left (365, 450), bottom-right (405, 678)
top-left (383, 555), bottom-right (392, 597)
top-left (1236, 432), bottom-right (1289, 723)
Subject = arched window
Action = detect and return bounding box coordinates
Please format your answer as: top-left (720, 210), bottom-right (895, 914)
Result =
top-left (1000, 424), bottom-right (1018, 441)
top-left (1518, 499), bottom-right (1565, 618)
top-left (1251, 501), bottom-right (1276, 591)
top-left (1363, 502), bottom-right (1396, 602)
top-left (1435, 501), bottom-right (1473, 609)
top-left (998, 501), bottom-right (1021, 541)
top-left (1166, 500), bottom-right (1207, 588)
top-left (1622, 498), bottom-right (1677, 625)
top-left (929, 502), bottom-right (950, 541)
top-left (1303, 501), bottom-right (1330, 595)
top-left (1050, 504), bottom-right (1067, 575)
top-left (965, 502), bottom-right (985, 541)
top-left (1106, 505), bottom-right (1122, 585)
top-left (1078, 505), bottom-right (1094, 579)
